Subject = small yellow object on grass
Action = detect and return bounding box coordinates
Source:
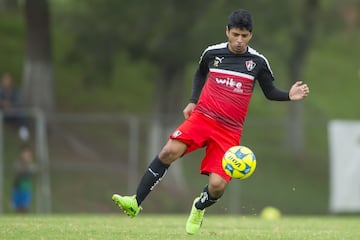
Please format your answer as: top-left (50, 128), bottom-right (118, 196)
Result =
top-left (260, 206), bottom-right (282, 220)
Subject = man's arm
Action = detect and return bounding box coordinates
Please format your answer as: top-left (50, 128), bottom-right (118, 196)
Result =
top-left (184, 68), bottom-right (208, 119)
top-left (189, 68), bottom-right (207, 103)
top-left (258, 74), bottom-right (290, 101)
top-left (184, 49), bottom-right (209, 119)
top-left (258, 70), bottom-right (309, 101)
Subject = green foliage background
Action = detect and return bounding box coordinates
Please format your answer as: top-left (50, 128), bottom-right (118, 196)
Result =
top-left (2, 1), bottom-right (359, 118)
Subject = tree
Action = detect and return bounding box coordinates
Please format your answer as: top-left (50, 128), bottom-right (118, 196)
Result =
top-left (287, 0), bottom-right (320, 159)
top-left (22, 0), bottom-right (54, 113)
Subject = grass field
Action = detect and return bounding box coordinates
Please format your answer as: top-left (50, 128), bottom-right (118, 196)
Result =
top-left (1, 214), bottom-right (359, 240)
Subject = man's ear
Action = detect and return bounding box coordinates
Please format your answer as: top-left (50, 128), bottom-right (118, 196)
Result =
top-left (225, 26), bottom-right (229, 37)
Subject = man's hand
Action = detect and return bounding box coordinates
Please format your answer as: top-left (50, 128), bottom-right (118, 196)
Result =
top-left (183, 103), bottom-right (197, 119)
top-left (289, 81), bottom-right (310, 100)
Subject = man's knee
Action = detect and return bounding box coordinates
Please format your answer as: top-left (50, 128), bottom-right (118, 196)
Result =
top-left (158, 140), bottom-right (187, 164)
top-left (208, 174), bottom-right (228, 198)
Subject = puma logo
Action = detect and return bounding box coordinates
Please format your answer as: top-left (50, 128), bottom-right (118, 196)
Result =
top-left (215, 56), bottom-right (224, 63)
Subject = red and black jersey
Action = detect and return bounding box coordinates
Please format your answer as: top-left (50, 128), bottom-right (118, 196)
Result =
top-left (190, 42), bottom-right (289, 131)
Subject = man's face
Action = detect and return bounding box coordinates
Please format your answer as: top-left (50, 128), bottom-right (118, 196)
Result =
top-left (226, 27), bottom-right (252, 54)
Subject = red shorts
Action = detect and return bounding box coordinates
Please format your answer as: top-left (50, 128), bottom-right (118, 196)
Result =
top-left (169, 112), bottom-right (242, 182)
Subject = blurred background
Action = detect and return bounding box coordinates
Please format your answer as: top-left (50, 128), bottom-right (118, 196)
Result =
top-left (0, 0), bottom-right (359, 215)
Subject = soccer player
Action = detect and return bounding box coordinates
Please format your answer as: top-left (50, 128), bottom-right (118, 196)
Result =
top-left (112, 9), bottom-right (309, 234)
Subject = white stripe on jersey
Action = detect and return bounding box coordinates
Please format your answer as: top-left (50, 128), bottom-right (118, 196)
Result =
top-left (199, 42), bottom-right (227, 63)
top-left (210, 68), bottom-right (255, 80)
top-left (247, 46), bottom-right (274, 76)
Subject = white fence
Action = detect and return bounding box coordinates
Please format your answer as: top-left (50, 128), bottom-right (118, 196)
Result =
top-left (0, 111), bottom-right (145, 214)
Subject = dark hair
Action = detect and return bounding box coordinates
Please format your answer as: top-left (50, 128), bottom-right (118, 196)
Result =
top-left (227, 9), bottom-right (253, 32)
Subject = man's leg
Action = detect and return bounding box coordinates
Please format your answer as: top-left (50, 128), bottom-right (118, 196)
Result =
top-left (186, 173), bottom-right (228, 234)
top-left (112, 140), bottom-right (186, 217)
top-left (112, 155), bottom-right (169, 217)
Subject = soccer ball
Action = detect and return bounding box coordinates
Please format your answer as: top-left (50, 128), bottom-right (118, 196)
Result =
top-left (222, 145), bottom-right (256, 179)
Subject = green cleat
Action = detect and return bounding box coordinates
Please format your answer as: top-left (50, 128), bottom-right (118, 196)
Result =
top-left (112, 194), bottom-right (142, 218)
top-left (186, 197), bottom-right (205, 234)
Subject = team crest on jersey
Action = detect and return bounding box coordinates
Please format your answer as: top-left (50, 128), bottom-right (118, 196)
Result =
top-left (245, 60), bottom-right (256, 71)
top-left (172, 130), bottom-right (182, 138)
top-left (213, 56), bottom-right (224, 67)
